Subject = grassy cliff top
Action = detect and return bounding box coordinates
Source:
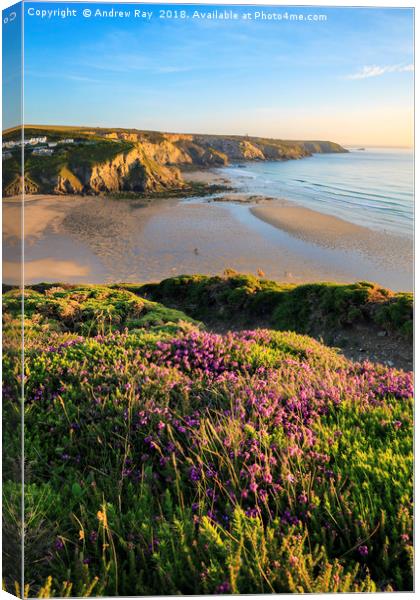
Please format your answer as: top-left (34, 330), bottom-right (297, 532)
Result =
top-left (135, 274), bottom-right (412, 335)
top-left (138, 275), bottom-right (412, 369)
top-left (4, 275), bottom-right (412, 369)
top-left (3, 124), bottom-right (348, 153)
top-left (2, 277), bottom-right (413, 595)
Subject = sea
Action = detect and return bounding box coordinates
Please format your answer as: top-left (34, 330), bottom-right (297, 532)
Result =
top-left (3, 147), bottom-right (413, 290)
top-left (220, 147), bottom-right (414, 238)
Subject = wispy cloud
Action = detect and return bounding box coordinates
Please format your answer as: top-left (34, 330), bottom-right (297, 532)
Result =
top-left (345, 63), bottom-right (414, 80)
top-left (25, 70), bottom-right (104, 84)
top-left (157, 66), bottom-right (193, 74)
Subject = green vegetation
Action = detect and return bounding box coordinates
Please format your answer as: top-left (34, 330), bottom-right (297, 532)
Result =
top-left (139, 274), bottom-right (413, 337)
top-left (3, 286), bottom-right (199, 335)
top-left (2, 280), bottom-right (413, 596)
top-left (2, 153), bottom-right (21, 189)
top-left (67, 141), bottom-right (134, 171)
top-left (24, 140), bottom-right (134, 192)
top-left (2, 134), bottom-right (135, 195)
top-left (25, 153), bottom-right (68, 186)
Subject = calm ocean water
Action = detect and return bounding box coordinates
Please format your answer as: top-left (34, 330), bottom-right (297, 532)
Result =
top-left (4, 148), bottom-right (412, 290)
top-left (221, 148), bottom-right (414, 237)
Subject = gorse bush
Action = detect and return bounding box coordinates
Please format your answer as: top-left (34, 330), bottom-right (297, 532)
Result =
top-left (140, 274), bottom-right (413, 336)
top-left (2, 283), bottom-right (413, 596)
top-left (3, 286), bottom-right (199, 335)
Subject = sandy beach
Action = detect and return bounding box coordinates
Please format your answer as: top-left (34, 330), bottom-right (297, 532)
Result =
top-left (250, 200), bottom-right (413, 271)
top-left (2, 178), bottom-right (413, 290)
top-left (181, 168), bottom-right (232, 186)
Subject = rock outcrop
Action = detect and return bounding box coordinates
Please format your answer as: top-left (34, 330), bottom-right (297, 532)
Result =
top-left (4, 175), bottom-right (39, 196)
top-left (2, 126), bottom-right (348, 197)
top-left (75, 147), bottom-right (184, 194)
top-left (55, 166), bottom-right (84, 194)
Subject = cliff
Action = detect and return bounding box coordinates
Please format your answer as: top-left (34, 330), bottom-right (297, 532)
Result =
top-left (2, 126), bottom-right (348, 197)
top-left (56, 147), bottom-right (184, 195)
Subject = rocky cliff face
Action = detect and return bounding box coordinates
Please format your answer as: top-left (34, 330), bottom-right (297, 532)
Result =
top-left (3, 175), bottom-right (39, 197)
top-left (100, 130), bottom-right (347, 167)
top-left (24, 144), bottom-right (183, 197)
top-left (2, 126), bottom-right (348, 197)
top-left (72, 147), bottom-right (184, 194)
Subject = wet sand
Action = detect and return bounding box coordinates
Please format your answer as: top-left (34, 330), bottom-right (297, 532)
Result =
top-left (2, 191), bottom-right (413, 290)
top-left (181, 168), bottom-right (231, 186)
top-left (3, 258), bottom-right (90, 282)
top-left (251, 201), bottom-right (413, 272)
top-left (3, 195), bottom-right (91, 240)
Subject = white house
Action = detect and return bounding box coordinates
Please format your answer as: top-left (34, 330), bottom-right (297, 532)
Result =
top-left (27, 136), bottom-right (47, 145)
top-left (33, 147), bottom-right (54, 156)
top-left (3, 140), bottom-right (19, 149)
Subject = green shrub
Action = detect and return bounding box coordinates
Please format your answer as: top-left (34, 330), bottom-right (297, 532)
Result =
top-left (2, 281), bottom-right (413, 595)
top-left (141, 275), bottom-right (412, 336)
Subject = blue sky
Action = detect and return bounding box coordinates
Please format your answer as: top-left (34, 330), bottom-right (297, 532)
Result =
top-left (19, 2), bottom-right (415, 145)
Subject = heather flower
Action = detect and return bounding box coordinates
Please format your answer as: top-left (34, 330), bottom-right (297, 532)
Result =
top-left (54, 538), bottom-right (64, 551)
top-left (89, 531), bottom-right (98, 543)
top-left (216, 581), bottom-right (230, 594)
top-left (6, 297), bottom-right (412, 595)
top-left (189, 467), bottom-right (201, 482)
top-left (263, 471), bottom-right (273, 483)
top-left (259, 489), bottom-right (268, 502)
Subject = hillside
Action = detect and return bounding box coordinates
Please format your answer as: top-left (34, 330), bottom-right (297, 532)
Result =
top-left (2, 277), bottom-right (413, 595)
top-left (137, 274), bottom-right (413, 369)
top-left (2, 126), bottom-right (347, 197)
